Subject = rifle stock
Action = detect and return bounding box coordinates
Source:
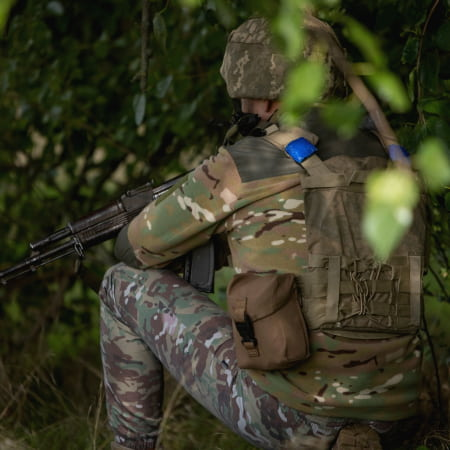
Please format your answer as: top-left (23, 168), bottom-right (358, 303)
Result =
top-left (0, 174), bottom-right (215, 293)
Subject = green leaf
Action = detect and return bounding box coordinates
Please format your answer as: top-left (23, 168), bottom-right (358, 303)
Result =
top-left (366, 168), bottom-right (419, 208)
top-left (401, 36), bottom-right (419, 65)
top-left (419, 98), bottom-right (450, 120)
top-left (133, 92), bottom-right (147, 126)
top-left (281, 61), bottom-right (326, 125)
top-left (0, 0), bottom-right (15, 32)
top-left (320, 100), bottom-right (364, 138)
top-left (273, 0), bottom-right (305, 61)
top-left (363, 169), bottom-right (419, 260)
top-left (407, 68), bottom-right (417, 103)
top-left (414, 137), bottom-right (450, 191)
top-left (369, 70), bottom-right (411, 112)
top-left (155, 74), bottom-right (173, 99)
top-left (343, 17), bottom-right (386, 68)
top-left (153, 12), bottom-right (167, 52)
top-left (419, 51), bottom-right (440, 93)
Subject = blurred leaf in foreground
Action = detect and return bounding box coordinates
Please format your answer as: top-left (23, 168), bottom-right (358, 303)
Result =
top-left (272, 0), bottom-right (306, 61)
top-left (414, 137), bottom-right (450, 192)
top-left (320, 99), bottom-right (364, 139)
top-left (369, 70), bottom-right (411, 113)
top-left (0, 0), bottom-right (15, 32)
top-left (281, 61), bottom-right (326, 125)
top-left (342, 16), bottom-right (386, 68)
top-left (363, 168), bottom-right (419, 261)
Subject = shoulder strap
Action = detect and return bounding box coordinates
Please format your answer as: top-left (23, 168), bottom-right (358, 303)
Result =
top-left (263, 126), bottom-right (319, 149)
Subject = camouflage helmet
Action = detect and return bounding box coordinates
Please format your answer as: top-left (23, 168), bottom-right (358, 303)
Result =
top-left (220, 18), bottom-right (287, 100)
top-left (220, 16), bottom-right (346, 100)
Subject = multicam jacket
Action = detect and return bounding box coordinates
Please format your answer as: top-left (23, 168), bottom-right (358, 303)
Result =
top-left (125, 120), bottom-right (422, 421)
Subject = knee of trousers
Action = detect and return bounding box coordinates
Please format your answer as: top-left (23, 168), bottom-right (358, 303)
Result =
top-left (99, 263), bottom-right (167, 309)
top-left (98, 264), bottom-right (125, 313)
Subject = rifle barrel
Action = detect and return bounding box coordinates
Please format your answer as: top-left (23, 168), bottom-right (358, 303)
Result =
top-left (0, 172), bottom-right (190, 285)
top-left (0, 240), bottom-right (76, 285)
top-left (30, 227), bottom-right (72, 251)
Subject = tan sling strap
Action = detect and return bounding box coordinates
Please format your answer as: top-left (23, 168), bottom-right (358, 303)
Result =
top-left (303, 13), bottom-right (410, 167)
top-left (263, 125), bottom-right (319, 149)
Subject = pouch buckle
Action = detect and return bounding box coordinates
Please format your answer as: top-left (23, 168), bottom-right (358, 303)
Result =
top-left (235, 313), bottom-right (258, 348)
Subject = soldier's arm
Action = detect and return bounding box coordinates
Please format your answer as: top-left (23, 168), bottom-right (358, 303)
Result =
top-left (126, 149), bottom-right (240, 268)
top-left (122, 137), bottom-right (301, 269)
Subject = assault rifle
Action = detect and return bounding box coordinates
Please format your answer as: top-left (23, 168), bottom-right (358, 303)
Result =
top-left (0, 174), bottom-right (215, 292)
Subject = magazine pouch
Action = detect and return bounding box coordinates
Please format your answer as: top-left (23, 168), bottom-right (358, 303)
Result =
top-left (227, 272), bottom-right (310, 370)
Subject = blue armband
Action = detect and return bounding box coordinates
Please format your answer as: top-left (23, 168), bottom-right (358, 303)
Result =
top-left (285, 137), bottom-right (318, 164)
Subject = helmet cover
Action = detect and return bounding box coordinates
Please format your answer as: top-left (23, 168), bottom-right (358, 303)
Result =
top-left (220, 18), bottom-right (288, 100)
top-left (220, 16), bottom-right (346, 100)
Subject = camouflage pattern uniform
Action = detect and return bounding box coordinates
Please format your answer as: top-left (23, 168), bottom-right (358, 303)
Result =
top-left (99, 17), bottom-right (422, 450)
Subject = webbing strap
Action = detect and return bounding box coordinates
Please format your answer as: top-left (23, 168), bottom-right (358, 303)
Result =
top-left (349, 170), bottom-right (373, 184)
top-left (325, 255), bottom-right (341, 323)
top-left (300, 154), bottom-right (346, 188)
top-left (409, 255), bottom-right (422, 327)
top-left (304, 278), bottom-right (411, 300)
top-left (309, 254), bottom-right (412, 270)
top-left (301, 160), bottom-right (375, 188)
top-left (232, 297), bottom-right (259, 357)
top-left (263, 126), bottom-right (319, 149)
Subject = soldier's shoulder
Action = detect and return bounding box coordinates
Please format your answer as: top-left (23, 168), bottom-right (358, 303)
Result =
top-left (224, 125), bottom-right (318, 182)
top-left (224, 134), bottom-right (299, 183)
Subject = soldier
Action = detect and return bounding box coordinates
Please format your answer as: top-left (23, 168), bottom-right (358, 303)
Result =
top-left (99, 16), bottom-right (424, 450)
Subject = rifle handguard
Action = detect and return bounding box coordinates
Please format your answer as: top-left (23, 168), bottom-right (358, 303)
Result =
top-left (1, 173), bottom-right (216, 293)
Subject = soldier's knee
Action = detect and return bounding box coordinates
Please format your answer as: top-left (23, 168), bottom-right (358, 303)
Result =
top-left (99, 264), bottom-right (167, 309)
top-left (98, 263), bottom-right (124, 309)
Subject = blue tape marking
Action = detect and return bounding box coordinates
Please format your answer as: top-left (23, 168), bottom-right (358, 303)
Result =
top-left (285, 137), bottom-right (318, 164)
top-left (388, 144), bottom-right (410, 163)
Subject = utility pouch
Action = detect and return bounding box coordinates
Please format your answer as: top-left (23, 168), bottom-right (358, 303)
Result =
top-left (227, 272), bottom-right (310, 370)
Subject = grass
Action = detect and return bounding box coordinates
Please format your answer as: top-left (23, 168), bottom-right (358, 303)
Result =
top-left (0, 347), bottom-right (257, 450)
top-left (0, 344), bottom-right (448, 450)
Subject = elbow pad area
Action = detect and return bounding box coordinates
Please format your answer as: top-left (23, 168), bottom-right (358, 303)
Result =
top-left (114, 225), bottom-right (142, 269)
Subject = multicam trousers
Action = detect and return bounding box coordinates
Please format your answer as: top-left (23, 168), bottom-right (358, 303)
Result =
top-left (99, 263), bottom-right (414, 450)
